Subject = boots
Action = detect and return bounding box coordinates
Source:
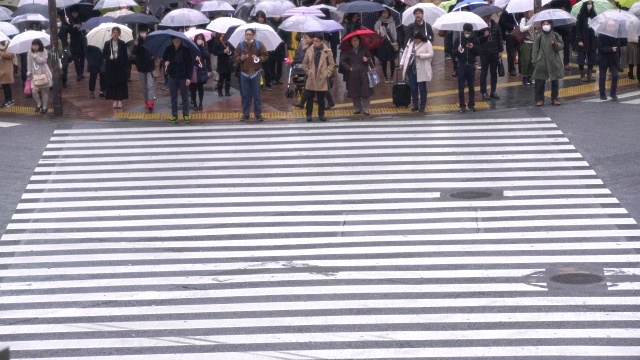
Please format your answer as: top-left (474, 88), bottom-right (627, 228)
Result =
top-left (586, 69), bottom-right (595, 82)
top-left (217, 83), bottom-right (223, 97)
top-left (148, 100), bottom-right (155, 112)
top-left (225, 83), bottom-right (231, 96)
top-left (580, 68), bottom-right (585, 81)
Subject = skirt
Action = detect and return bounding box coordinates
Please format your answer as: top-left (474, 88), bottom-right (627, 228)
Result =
top-left (627, 42), bottom-right (639, 66)
top-left (105, 82), bottom-right (128, 101)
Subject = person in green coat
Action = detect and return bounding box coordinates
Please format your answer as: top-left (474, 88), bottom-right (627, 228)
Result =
top-left (532, 20), bottom-right (564, 106)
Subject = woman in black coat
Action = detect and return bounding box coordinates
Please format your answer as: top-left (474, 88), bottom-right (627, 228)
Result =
top-left (212, 33), bottom-right (234, 97)
top-left (575, 0), bottom-right (597, 82)
top-left (189, 33), bottom-right (211, 111)
top-left (102, 27), bottom-right (129, 109)
top-left (340, 35), bottom-right (375, 116)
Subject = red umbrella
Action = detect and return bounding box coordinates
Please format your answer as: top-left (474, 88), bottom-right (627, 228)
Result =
top-left (340, 29), bottom-right (384, 51)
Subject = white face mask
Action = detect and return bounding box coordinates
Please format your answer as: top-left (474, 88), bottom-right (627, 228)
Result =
top-left (140, 32), bottom-right (147, 39)
top-left (542, 25), bottom-right (551, 32)
top-left (587, 4), bottom-right (593, 10)
top-left (464, 33), bottom-right (471, 38)
top-left (197, 40), bottom-right (204, 46)
top-left (56, 22), bottom-right (62, 27)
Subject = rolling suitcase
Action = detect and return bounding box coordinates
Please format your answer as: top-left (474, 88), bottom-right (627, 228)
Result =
top-left (392, 68), bottom-right (411, 108)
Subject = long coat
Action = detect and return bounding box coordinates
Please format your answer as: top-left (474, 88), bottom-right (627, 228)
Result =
top-left (193, 44), bottom-right (210, 84)
top-left (339, 46), bottom-right (375, 99)
top-left (27, 49), bottom-right (52, 89)
top-left (0, 50), bottom-right (15, 85)
top-left (597, 34), bottom-right (621, 67)
top-left (532, 30), bottom-right (565, 81)
top-left (103, 39), bottom-right (129, 85)
top-left (302, 44), bottom-right (335, 91)
top-left (575, 4), bottom-right (597, 53)
top-left (400, 40), bottom-right (433, 83)
top-left (212, 37), bottom-right (234, 75)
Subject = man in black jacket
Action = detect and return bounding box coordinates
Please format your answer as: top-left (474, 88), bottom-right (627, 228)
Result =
top-left (405, 8), bottom-right (434, 44)
top-left (67, 7), bottom-right (86, 81)
top-left (454, 23), bottom-right (481, 113)
top-left (163, 37), bottom-right (193, 124)
top-left (132, 25), bottom-right (156, 111)
top-left (478, 15), bottom-right (503, 101)
top-left (499, 10), bottom-right (519, 76)
top-left (597, 28), bottom-right (621, 100)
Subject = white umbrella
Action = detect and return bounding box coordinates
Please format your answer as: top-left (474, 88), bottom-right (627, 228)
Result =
top-left (402, 3), bottom-right (446, 26)
top-left (0, 6), bottom-right (13, 16)
top-left (279, 14), bottom-right (343, 32)
top-left (589, 9), bottom-right (640, 38)
top-left (104, 8), bottom-right (134, 17)
top-left (494, 0), bottom-right (509, 8)
top-left (195, 0), bottom-right (235, 12)
top-left (506, 0), bottom-right (552, 13)
top-left (55, 0), bottom-right (81, 8)
top-left (0, 22), bottom-right (19, 36)
top-left (251, 0), bottom-right (295, 17)
top-left (228, 22), bottom-right (282, 51)
top-left (185, 28), bottom-right (213, 41)
top-left (527, 9), bottom-right (576, 26)
top-left (0, 11), bottom-right (10, 21)
top-left (11, 13), bottom-right (49, 25)
top-left (310, 4), bottom-right (342, 22)
top-left (432, 11), bottom-right (486, 31)
top-left (93, 0), bottom-right (138, 10)
top-left (207, 16), bottom-right (246, 33)
top-left (282, 6), bottom-right (325, 17)
top-left (17, 0), bottom-right (47, 6)
top-left (86, 22), bottom-right (133, 48)
top-left (160, 8), bottom-right (210, 27)
top-left (0, 32), bottom-right (9, 42)
top-left (6, 30), bottom-right (49, 54)
top-left (630, 2), bottom-right (640, 18)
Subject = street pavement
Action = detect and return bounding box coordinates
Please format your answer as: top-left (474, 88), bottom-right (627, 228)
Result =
top-left (0, 100), bottom-right (639, 359)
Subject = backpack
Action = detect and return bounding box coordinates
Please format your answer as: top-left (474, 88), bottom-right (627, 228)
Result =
top-left (239, 40), bottom-right (260, 52)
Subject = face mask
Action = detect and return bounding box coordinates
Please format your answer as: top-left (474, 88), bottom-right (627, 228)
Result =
top-left (464, 33), bottom-right (471, 38)
top-left (587, 4), bottom-right (592, 10)
top-left (542, 25), bottom-right (551, 32)
top-left (140, 32), bottom-right (147, 39)
top-left (197, 40), bottom-right (204, 46)
top-left (57, 22), bottom-right (62, 27)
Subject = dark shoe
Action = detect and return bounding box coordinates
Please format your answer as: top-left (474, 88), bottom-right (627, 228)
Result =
top-left (611, 94), bottom-right (618, 100)
top-left (363, 112), bottom-right (370, 116)
top-left (482, 93), bottom-right (491, 101)
top-left (319, 116), bottom-right (327, 122)
top-left (99, 91), bottom-right (105, 97)
top-left (62, 83), bottom-right (68, 88)
top-left (90, 92), bottom-right (95, 99)
top-left (490, 93), bottom-right (500, 100)
top-left (600, 94), bottom-right (607, 100)
top-left (198, 105), bottom-right (203, 111)
top-left (564, 65), bottom-right (570, 71)
top-left (35, 106), bottom-right (40, 113)
top-left (257, 116), bottom-right (265, 122)
top-left (353, 111), bottom-right (361, 115)
top-left (452, 70), bottom-right (458, 77)
top-left (292, 102), bottom-right (304, 109)
top-left (218, 91), bottom-right (223, 96)
top-left (274, 79), bottom-right (283, 85)
top-left (552, 99), bottom-right (561, 106)
top-left (410, 107), bottom-right (419, 112)
top-left (526, 77), bottom-right (533, 85)
top-left (326, 103), bottom-right (334, 110)
top-left (266, 87), bottom-right (272, 92)
top-left (192, 104), bottom-right (199, 111)
top-left (469, 106), bottom-right (476, 112)
top-left (522, 78), bottom-right (528, 86)
top-left (418, 108), bottom-right (425, 113)
top-left (629, 72), bottom-right (635, 80)
top-left (306, 116), bottom-right (313, 122)
top-left (225, 91), bottom-right (231, 96)
top-left (509, 70), bottom-right (517, 76)
top-left (40, 108), bottom-right (47, 114)
top-left (459, 107), bottom-right (466, 113)
top-left (240, 115), bottom-right (249, 122)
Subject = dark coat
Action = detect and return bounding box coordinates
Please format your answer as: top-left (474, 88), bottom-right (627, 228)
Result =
top-left (102, 39), bottom-right (129, 85)
top-left (498, 11), bottom-right (518, 34)
top-left (58, 22), bottom-right (70, 49)
top-left (405, 21), bottom-right (434, 44)
top-left (193, 44), bottom-right (210, 83)
top-left (212, 37), bottom-right (234, 75)
top-left (86, 45), bottom-right (103, 74)
top-left (454, 34), bottom-right (481, 65)
top-left (67, 14), bottom-right (86, 54)
top-left (339, 46), bottom-right (374, 99)
top-left (576, 3), bottom-right (598, 53)
top-left (597, 34), bottom-right (621, 67)
top-left (163, 43), bottom-right (194, 80)
top-left (132, 36), bottom-right (156, 73)
top-left (477, 19), bottom-right (504, 55)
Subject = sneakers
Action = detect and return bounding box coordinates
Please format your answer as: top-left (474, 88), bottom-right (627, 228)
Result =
top-left (482, 93), bottom-right (491, 101)
top-left (183, 115), bottom-right (190, 124)
top-left (169, 116), bottom-right (178, 125)
top-left (90, 92), bottom-right (95, 99)
top-left (469, 106), bottom-right (476, 112)
top-left (552, 100), bottom-right (561, 106)
top-left (257, 116), bottom-right (264, 122)
top-left (610, 94), bottom-right (618, 100)
top-left (99, 91), bottom-right (105, 97)
top-left (148, 100), bottom-right (155, 111)
top-left (306, 116), bottom-right (313, 122)
top-left (1, 100), bottom-right (14, 108)
top-left (411, 107), bottom-right (419, 112)
top-left (240, 115), bottom-right (249, 122)
top-left (600, 94), bottom-right (607, 100)
top-left (490, 93), bottom-right (500, 100)
top-left (318, 116), bottom-right (327, 122)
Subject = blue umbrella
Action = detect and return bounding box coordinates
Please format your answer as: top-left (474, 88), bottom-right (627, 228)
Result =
top-left (452, 0), bottom-right (489, 11)
top-left (143, 29), bottom-right (200, 58)
top-left (80, 16), bottom-right (115, 31)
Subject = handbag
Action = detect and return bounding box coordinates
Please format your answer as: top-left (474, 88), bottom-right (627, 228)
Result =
top-left (511, 28), bottom-right (526, 44)
top-left (191, 65), bottom-right (198, 83)
top-left (367, 64), bottom-right (380, 88)
top-left (24, 79), bottom-right (32, 96)
top-left (33, 73), bottom-right (49, 87)
top-left (498, 57), bottom-right (505, 77)
top-left (386, 34), bottom-right (399, 52)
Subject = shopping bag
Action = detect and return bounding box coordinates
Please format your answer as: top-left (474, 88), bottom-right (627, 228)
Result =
top-left (367, 66), bottom-right (380, 88)
top-left (24, 79), bottom-right (32, 96)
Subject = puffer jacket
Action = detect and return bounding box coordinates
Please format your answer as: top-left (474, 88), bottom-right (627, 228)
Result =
top-left (477, 19), bottom-right (503, 55)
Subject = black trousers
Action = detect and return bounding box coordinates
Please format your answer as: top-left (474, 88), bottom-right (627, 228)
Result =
top-left (190, 82), bottom-right (205, 106)
top-left (505, 33), bottom-right (519, 73)
top-left (2, 84), bottom-right (11, 102)
top-left (534, 79), bottom-right (559, 101)
top-left (217, 72), bottom-right (231, 91)
top-left (480, 52), bottom-right (499, 95)
top-left (458, 64), bottom-right (476, 108)
top-left (561, 32), bottom-right (571, 66)
top-left (89, 71), bottom-right (104, 92)
top-left (305, 90), bottom-right (326, 116)
top-left (72, 51), bottom-right (85, 77)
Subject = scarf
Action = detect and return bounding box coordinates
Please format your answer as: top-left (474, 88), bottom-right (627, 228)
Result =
top-left (375, 17), bottom-right (397, 43)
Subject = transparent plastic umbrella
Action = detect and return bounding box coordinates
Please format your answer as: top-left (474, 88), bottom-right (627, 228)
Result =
top-left (0, 22), bottom-right (20, 36)
top-left (402, 3), bottom-right (446, 26)
top-left (55, 0), bottom-right (82, 8)
top-left (185, 28), bottom-right (213, 41)
top-left (159, 8), bottom-right (210, 27)
top-left (282, 6), bottom-right (325, 17)
top-left (227, 22), bottom-right (282, 51)
top-left (195, 0), bottom-right (235, 13)
top-left (250, 0), bottom-right (296, 17)
top-left (628, 1), bottom-right (640, 18)
top-left (0, 8), bottom-right (11, 21)
top-left (0, 6), bottom-right (13, 17)
top-left (527, 8), bottom-right (576, 26)
top-left (86, 22), bottom-right (133, 48)
top-left (11, 13), bottom-right (49, 26)
top-left (17, 0), bottom-right (47, 6)
top-left (506, 0), bottom-right (552, 13)
top-left (432, 11), bottom-right (486, 31)
top-left (6, 30), bottom-right (49, 54)
top-left (93, 0), bottom-right (138, 10)
top-left (0, 32), bottom-right (9, 43)
top-left (589, 9), bottom-right (640, 38)
top-left (12, 4), bottom-right (48, 17)
top-left (206, 17), bottom-right (246, 33)
top-left (279, 14), bottom-right (343, 33)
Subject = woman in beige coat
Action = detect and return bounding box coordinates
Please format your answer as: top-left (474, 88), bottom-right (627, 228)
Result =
top-left (302, 33), bottom-right (335, 122)
top-left (0, 40), bottom-right (15, 108)
top-left (27, 39), bottom-right (52, 114)
top-left (400, 31), bottom-right (433, 112)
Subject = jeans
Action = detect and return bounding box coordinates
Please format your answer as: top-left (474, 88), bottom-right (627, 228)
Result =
top-left (89, 72), bottom-right (104, 92)
top-left (458, 63), bottom-right (476, 108)
top-left (599, 63), bottom-right (619, 96)
top-left (407, 66), bottom-right (427, 109)
top-left (534, 79), bottom-right (559, 102)
top-left (480, 52), bottom-right (499, 95)
top-left (305, 90), bottom-right (326, 117)
top-left (240, 72), bottom-right (262, 118)
top-left (139, 72), bottom-right (156, 101)
top-left (168, 77), bottom-right (189, 117)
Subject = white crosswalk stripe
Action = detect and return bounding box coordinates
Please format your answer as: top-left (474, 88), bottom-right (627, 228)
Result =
top-left (0, 121), bottom-right (21, 128)
top-left (583, 90), bottom-right (640, 104)
top-left (2, 117), bottom-right (640, 359)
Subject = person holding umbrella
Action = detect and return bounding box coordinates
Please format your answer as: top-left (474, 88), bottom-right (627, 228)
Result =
top-left (301, 33), bottom-right (335, 122)
top-left (254, 11), bottom-right (274, 91)
top-left (233, 28), bottom-right (269, 122)
top-left (405, 8), bottom-right (435, 44)
top-left (478, 14), bottom-right (503, 101)
top-left (27, 39), bottom-right (52, 114)
top-left (103, 27), bottom-right (129, 109)
top-left (0, 39), bottom-right (15, 109)
top-left (575, 0), bottom-right (598, 82)
top-left (56, 14), bottom-right (70, 89)
top-left (400, 31), bottom-right (433, 113)
top-left (190, 33), bottom-right (211, 111)
top-left (518, 10), bottom-right (535, 86)
top-left (454, 23), bottom-right (481, 113)
top-left (212, 32), bottom-right (234, 97)
top-left (67, 6), bottom-right (86, 82)
top-left (340, 34), bottom-right (375, 116)
top-left (532, 20), bottom-right (564, 106)
top-left (597, 20), bottom-right (621, 100)
top-left (163, 36), bottom-right (194, 124)
top-left (375, 8), bottom-right (398, 83)
top-left (132, 24), bottom-right (157, 111)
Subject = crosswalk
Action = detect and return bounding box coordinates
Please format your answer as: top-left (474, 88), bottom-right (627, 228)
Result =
top-left (2, 118), bottom-right (640, 359)
top-left (0, 121), bottom-right (21, 128)
top-left (583, 89), bottom-right (640, 104)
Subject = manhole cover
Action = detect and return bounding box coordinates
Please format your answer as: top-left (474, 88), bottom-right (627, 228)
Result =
top-left (449, 191), bottom-right (494, 200)
top-left (550, 273), bottom-right (605, 285)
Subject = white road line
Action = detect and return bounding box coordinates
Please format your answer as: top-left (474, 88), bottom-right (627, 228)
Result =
top-left (584, 90), bottom-right (640, 102)
top-left (621, 98), bottom-right (640, 105)
top-left (39, 145), bottom-right (578, 162)
top-left (33, 154), bottom-right (585, 172)
top-left (503, 188), bottom-right (611, 196)
top-left (48, 123), bottom-right (559, 141)
top-left (8, 329), bottom-right (640, 351)
top-left (0, 121), bottom-right (20, 128)
top-left (8, 208), bottom-right (626, 229)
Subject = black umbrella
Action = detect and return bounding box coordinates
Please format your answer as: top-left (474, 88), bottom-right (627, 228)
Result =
top-left (143, 29), bottom-right (201, 58)
top-left (472, 5), bottom-right (503, 17)
top-left (223, 24), bottom-right (241, 42)
top-left (115, 13), bottom-right (160, 25)
top-left (13, 4), bottom-right (48, 17)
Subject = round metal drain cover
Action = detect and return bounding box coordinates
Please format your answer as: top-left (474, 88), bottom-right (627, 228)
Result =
top-left (550, 273), bottom-right (605, 285)
top-left (449, 191), bottom-right (494, 200)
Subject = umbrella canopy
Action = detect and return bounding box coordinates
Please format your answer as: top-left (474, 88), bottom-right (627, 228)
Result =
top-left (0, 6), bottom-right (13, 16)
top-left (0, 22), bottom-right (19, 36)
top-left (11, 13), bottom-right (48, 25)
top-left (362, 5), bottom-right (401, 30)
top-left (572, 0), bottom-right (615, 17)
top-left (143, 29), bottom-right (200, 57)
top-left (310, 4), bottom-right (342, 22)
top-left (185, 27), bottom-right (213, 41)
top-left (340, 28), bottom-right (383, 50)
top-left (251, 0), bottom-right (296, 17)
top-left (160, 8), bottom-right (210, 27)
top-left (279, 14), bottom-right (343, 32)
top-left (630, 1), bottom-right (640, 17)
top-left (589, 9), bottom-right (640, 38)
top-left (527, 8), bottom-right (576, 26)
top-left (93, 0), bottom-right (138, 10)
top-left (439, 0), bottom-right (457, 12)
top-left (493, 0), bottom-right (509, 8)
top-left (402, 3), bottom-right (446, 26)
top-left (337, 1), bottom-right (384, 14)
top-left (104, 8), bottom-right (134, 18)
top-left (80, 16), bottom-right (115, 30)
top-left (6, 30), bottom-right (49, 53)
top-left (115, 13), bottom-right (159, 25)
top-left (506, 0), bottom-right (552, 13)
top-left (472, 5), bottom-right (503, 18)
top-left (616, 0), bottom-right (636, 9)
top-left (432, 10), bottom-right (486, 31)
top-left (55, 0), bottom-right (82, 8)
top-left (17, 0), bottom-right (46, 6)
top-left (86, 22), bottom-right (133, 48)
top-left (0, 8), bottom-right (10, 21)
top-left (195, 0), bottom-right (235, 12)
top-left (453, 0), bottom-right (488, 11)
top-left (12, 3), bottom-right (47, 17)
top-left (0, 31), bottom-right (9, 42)
top-left (207, 16), bottom-right (246, 33)
top-left (228, 22), bottom-right (282, 51)
top-left (282, 6), bottom-right (325, 17)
